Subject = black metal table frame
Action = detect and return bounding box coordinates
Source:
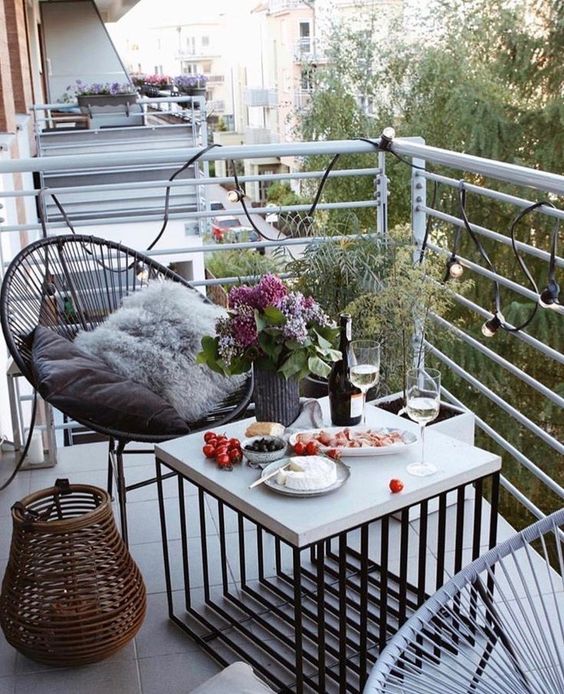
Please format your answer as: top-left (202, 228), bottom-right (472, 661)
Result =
top-left (156, 456), bottom-right (500, 694)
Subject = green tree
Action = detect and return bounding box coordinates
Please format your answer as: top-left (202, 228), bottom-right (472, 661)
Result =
top-left (293, 0), bottom-right (564, 524)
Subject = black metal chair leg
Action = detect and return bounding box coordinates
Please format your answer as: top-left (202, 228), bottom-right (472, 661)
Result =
top-left (115, 441), bottom-right (129, 547)
top-left (107, 438), bottom-right (114, 500)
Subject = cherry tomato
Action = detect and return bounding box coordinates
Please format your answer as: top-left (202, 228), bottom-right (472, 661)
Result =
top-left (326, 448), bottom-right (341, 461)
top-left (202, 444), bottom-right (216, 458)
top-left (216, 454), bottom-right (231, 467)
top-left (305, 441), bottom-right (319, 456)
top-left (228, 438), bottom-right (240, 448)
top-left (389, 478), bottom-right (404, 494)
top-left (204, 431), bottom-right (216, 443)
top-left (215, 445), bottom-right (229, 458)
top-left (293, 441), bottom-right (305, 455)
top-left (229, 449), bottom-right (242, 464)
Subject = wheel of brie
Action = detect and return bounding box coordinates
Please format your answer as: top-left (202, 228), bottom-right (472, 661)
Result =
top-left (276, 456), bottom-right (337, 491)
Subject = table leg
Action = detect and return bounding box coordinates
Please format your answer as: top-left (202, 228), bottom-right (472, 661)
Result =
top-left (293, 547), bottom-right (304, 693)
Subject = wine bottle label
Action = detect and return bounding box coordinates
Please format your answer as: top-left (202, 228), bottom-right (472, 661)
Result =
top-left (350, 393), bottom-right (363, 418)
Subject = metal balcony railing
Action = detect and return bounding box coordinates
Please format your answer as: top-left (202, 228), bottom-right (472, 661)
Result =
top-left (0, 135), bottom-right (562, 532)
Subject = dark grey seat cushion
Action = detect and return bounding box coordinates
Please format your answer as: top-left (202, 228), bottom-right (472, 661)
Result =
top-left (73, 280), bottom-right (243, 423)
top-left (31, 326), bottom-right (190, 438)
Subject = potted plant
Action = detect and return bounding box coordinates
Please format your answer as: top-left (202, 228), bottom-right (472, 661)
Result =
top-left (197, 274), bottom-right (339, 425)
top-left (142, 74), bottom-right (172, 97)
top-left (286, 228), bottom-right (392, 398)
top-left (129, 73), bottom-right (146, 91)
top-left (70, 80), bottom-right (138, 111)
top-left (344, 225), bottom-right (475, 443)
top-left (173, 74), bottom-right (208, 98)
top-left (287, 224), bottom-right (474, 443)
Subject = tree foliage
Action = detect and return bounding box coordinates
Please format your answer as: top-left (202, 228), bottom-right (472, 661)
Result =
top-left (293, 0), bottom-right (564, 522)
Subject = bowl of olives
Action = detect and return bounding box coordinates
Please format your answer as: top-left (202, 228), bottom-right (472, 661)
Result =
top-left (242, 436), bottom-right (287, 468)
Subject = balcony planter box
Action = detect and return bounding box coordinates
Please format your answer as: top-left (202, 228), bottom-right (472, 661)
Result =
top-left (372, 392), bottom-right (476, 520)
top-left (77, 94), bottom-right (142, 129)
top-left (77, 93), bottom-right (138, 113)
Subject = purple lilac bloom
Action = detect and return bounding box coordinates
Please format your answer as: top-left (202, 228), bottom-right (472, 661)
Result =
top-left (228, 285), bottom-right (257, 309)
top-left (231, 305), bottom-right (258, 348)
top-left (278, 293), bottom-right (309, 343)
top-left (254, 274), bottom-right (288, 310)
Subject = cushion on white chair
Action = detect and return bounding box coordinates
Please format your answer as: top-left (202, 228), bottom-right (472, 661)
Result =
top-left (189, 661), bottom-right (275, 693)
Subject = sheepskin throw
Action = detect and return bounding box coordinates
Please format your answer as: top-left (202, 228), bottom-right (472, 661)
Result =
top-left (75, 280), bottom-right (243, 423)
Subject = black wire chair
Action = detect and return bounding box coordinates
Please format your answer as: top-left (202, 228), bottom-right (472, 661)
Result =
top-left (0, 234), bottom-right (254, 544)
top-left (363, 508), bottom-right (564, 693)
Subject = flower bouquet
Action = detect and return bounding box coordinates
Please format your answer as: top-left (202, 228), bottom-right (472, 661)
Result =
top-left (198, 275), bottom-right (340, 380)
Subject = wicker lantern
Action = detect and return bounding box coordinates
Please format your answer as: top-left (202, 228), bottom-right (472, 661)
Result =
top-left (0, 480), bottom-right (146, 666)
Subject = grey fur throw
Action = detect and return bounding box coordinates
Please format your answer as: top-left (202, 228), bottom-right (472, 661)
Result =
top-left (75, 280), bottom-right (243, 423)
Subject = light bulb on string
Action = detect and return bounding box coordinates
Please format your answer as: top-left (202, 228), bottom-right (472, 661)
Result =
top-left (227, 189), bottom-right (245, 203)
top-left (481, 312), bottom-right (504, 338)
top-left (446, 256), bottom-right (464, 279)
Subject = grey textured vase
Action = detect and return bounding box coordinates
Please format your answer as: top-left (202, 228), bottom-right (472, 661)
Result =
top-left (253, 368), bottom-right (300, 426)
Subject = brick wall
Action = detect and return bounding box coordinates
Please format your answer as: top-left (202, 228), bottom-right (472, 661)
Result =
top-left (5, 0), bottom-right (34, 114)
top-left (0, 0), bottom-right (17, 133)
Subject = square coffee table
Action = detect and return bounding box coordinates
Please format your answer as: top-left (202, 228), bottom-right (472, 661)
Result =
top-left (155, 403), bottom-right (501, 693)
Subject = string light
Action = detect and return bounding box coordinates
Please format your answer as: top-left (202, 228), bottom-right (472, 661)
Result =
top-left (227, 188), bottom-right (245, 203)
top-left (481, 312), bottom-right (504, 338)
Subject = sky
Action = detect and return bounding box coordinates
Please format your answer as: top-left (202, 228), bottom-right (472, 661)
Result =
top-left (113, 0), bottom-right (259, 30)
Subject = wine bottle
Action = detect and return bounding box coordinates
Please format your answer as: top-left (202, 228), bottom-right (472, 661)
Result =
top-left (328, 313), bottom-right (363, 426)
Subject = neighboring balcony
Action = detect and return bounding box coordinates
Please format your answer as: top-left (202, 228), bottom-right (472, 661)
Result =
top-left (294, 37), bottom-right (328, 63)
top-left (244, 88), bottom-right (278, 108)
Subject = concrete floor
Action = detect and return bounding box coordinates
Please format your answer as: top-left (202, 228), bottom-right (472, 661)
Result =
top-left (0, 440), bottom-right (546, 694)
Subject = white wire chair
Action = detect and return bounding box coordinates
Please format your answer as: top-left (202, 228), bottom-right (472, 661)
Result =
top-left (363, 507), bottom-right (564, 694)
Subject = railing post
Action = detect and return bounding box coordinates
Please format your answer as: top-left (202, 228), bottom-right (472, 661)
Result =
top-left (410, 137), bottom-right (426, 367)
top-left (376, 151), bottom-right (388, 234)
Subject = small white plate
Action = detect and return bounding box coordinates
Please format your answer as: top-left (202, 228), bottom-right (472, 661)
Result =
top-left (288, 427), bottom-right (417, 457)
top-left (259, 458), bottom-right (350, 497)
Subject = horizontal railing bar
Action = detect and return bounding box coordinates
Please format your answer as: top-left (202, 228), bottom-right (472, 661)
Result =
top-left (0, 232), bottom-right (377, 271)
top-left (425, 341), bottom-right (564, 455)
top-left (0, 200), bottom-right (378, 233)
top-left (39, 138), bottom-right (204, 151)
top-left (38, 121), bottom-right (197, 135)
top-left (0, 167), bottom-right (381, 198)
top-left (3, 137), bottom-right (562, 199)
top-left (441, 385), bottom-right (564, 500)
top-left (426, 242), bottom-right (539, 302)
top-left (392, 138), bottom-right (564, 196)
top-left (31, 96), bottom-right (205, 110)
top-left (421, 206), bottom-right (564, 269)
top-left (191, 272), bottom-right (293, 288)
top-left (446, 288), bottom-right (564, 365)
top-left (431, 314), bottom-right (564, 407)
top-left (0, 138), bottom-right (383, 174)
top-left (418, 170), bottom-right (564, 222)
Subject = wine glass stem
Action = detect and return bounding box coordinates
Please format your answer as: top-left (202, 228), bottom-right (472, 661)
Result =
top-left (420, 423), bottom-right (425, 466)
top-left (362, 390), bottom-right (367, 425)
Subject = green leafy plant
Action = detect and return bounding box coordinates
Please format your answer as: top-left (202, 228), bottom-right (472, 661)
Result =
top-left (205, 249), bottom-right (281, 289)
top-left (345, 224), bottom-right (469, 398)
top-left (197, 274), bottom-right (339, 380)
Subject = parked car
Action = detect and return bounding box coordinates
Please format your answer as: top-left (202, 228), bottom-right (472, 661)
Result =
top-left (210, 216), bottom-right (253, 243)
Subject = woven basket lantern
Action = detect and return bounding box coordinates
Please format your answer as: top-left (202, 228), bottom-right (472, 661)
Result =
top-left (0, 481), bottom-right (146, 666)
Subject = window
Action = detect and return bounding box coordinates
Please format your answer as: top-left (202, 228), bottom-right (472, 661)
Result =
top-left (301, 67), bottom-right (314, 91)
top-left (202, 61), bottom-right (212, 74)
top-left (299, 21), bottom-right (311, 52)
top-left (201, 35), bottom-right (210, 47)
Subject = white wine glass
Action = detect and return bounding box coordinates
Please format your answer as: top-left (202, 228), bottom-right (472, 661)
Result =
top-left (349, 340), bottom-right (380, 425)
top-left (406, 367), bottom-right (440, 477)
